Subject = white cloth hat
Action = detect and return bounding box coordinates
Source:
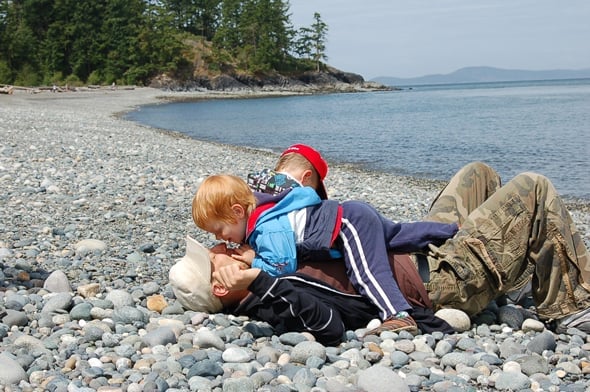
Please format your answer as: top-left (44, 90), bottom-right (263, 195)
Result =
top-left (169, 235), bottom-right (223, 312)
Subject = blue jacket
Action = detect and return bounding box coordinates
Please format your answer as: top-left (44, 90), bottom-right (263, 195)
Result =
top-left (247, 187), bottom-right (340, 275)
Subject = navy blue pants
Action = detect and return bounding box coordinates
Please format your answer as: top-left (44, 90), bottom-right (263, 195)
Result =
top-left (338, 201), bottom-right (412, 320)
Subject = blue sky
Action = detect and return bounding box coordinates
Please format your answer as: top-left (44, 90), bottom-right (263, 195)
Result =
top-left (288, 1), bottom-right (590, 80)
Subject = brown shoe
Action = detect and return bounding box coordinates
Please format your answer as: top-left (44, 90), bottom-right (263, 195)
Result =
top-left (365, 315), bottom-right (418, 336)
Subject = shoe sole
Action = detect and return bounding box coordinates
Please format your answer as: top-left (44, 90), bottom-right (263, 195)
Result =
top-left (365, 323), bottom-right (418, 336)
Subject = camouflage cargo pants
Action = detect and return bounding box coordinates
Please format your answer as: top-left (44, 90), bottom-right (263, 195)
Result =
top-left (422, 162), bottom-right (590, 321)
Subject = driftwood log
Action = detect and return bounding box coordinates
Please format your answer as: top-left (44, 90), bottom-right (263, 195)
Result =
top-left (0, 85), bottom-right (14, 94)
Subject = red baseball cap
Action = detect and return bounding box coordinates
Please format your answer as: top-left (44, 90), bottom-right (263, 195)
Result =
top-left (281, 144), bottom-right (329, 199)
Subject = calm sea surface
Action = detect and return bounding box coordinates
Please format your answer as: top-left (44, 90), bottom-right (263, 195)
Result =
top-left (125, 79), bottom-right (590, 200)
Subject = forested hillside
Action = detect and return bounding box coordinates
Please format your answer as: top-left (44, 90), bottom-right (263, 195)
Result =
top-left (0, 0), bottom-right (335, 88)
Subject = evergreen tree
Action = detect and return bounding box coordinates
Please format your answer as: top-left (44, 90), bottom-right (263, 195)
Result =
top-left (294, 12), bottom-right (327, 71)
top-left (138, 1), bottom-right (192, 81)
top-left (213, 0), bottom-right (294, 72)
top-left (309, 12), bottom-right (327, 71)
top-left (100, 0), bottom-right (145, 84)
top-left (294, 26), bottom-right (312, 60)
top-left (69, 1), bottom-right (107, 83)
top-left (0, 1), bottom-right (41, 84)
top-left (212, 0), bottom-right (244, 64)
top-left (41, 0), bottom-right (77, 83)
top-left (160, 0), bottom-right (220, 40)
top-left (250, 0), bottom-right (293, 71)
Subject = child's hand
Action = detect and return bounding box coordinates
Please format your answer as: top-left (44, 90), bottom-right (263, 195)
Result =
top-left (213, 263), bottom-right (260, 290)
top-left (231, 244), bottom-right (255, 266)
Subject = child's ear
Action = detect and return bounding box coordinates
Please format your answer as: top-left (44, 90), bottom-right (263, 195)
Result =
top-left (301, 169), bottom-right (313, 186)
top-left (212, 283), bottom-right (229, 297)
top-left (231, 204), bottom-right (246, 219)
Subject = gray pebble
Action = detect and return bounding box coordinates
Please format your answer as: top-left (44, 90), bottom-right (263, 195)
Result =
top-left (112, 305), bottom-right (148, 324)
top-left (516, 354), bottom-right (549, 375)
top-left (291, 341), bottom-right (327, 364)
top-left (223, 377), bottom-right (255, 392)
top-left (0, 353), bottom-right (27, 385)
top-left (187, 359), bottom-right (224, 378)
top-left (500, 337), bottom-right (527, 358)
top-left (527, 330), bottom-right (557, 354)
top-left (521, 318), bottom-right (545, 333)
top-left (43, 270), bottom-right (72, 292)
top-left (279, 331), bottom-right (309, 346)
top-left (188, 376), bottom-right (214, 391)
top-left (2, 309), bottom-right (28, 327)
top-left (498, 305), bottom-right (524, 329)
top-left (390, 350), bottom-right (410, 367)
top-left (41, 292), bottom-right (73, 313)
top-left (494, 371), bottom-right (531, 390)
top-left (357, 365), bottom-right (409, 392)
top-left (142, 326), bottom-right (177, 346)
top-left (142, 281), bottom-right (160, 295)
top-left (70, 302), bottom-right (93, 320)
top-left (441, 352), bottom-right (477, 367)
top-left (434, 340), bottom-right (453, 357)
top-left (193, 328), bottom-right (226, 350)
top-left (105, 289), bottom-right (135, 308)
top-left (222, 347), bottom-right (252, 363)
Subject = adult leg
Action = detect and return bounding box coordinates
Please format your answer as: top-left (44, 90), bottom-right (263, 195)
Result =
top-left (425, 161), bottom-right (531, 306)
top-left (426, 172), bottom-right (590, 321)
top-left (425, 161), bottom-right (501, 224)
top-left (427, 162), bottom-right (537, 304)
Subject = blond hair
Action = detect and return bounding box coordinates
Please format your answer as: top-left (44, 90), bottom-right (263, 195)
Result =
top-left (275, 153), bottom-right (321, 189)
top-left (192, 175), bottom-right (256, 229)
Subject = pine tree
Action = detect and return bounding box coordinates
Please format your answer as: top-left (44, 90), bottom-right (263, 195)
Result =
top-left (294, 12), bottom-right (328, 72)
top-left (309, 12), bottom-right (327, 72)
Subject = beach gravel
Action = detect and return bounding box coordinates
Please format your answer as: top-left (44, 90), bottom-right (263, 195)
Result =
top-left (1, 87), bottom-right (589, 391)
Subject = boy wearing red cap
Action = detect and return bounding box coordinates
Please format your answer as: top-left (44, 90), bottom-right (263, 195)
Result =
top-left (247, 143), bottom-right (329, 199)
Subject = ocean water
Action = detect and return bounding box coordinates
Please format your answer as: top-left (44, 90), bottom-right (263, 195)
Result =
top-left (125, 79), bottom-right (590, 200)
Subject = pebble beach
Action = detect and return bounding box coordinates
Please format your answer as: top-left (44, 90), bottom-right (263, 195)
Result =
top-left (1, 87), bottom-right (590, 392)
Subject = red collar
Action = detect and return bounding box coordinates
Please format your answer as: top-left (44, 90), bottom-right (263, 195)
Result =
top-left (246, 203), bottom-right (276, 239)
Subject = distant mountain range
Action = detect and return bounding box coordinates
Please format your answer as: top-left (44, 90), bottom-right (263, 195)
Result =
top-left (372, 66), bottom-right (590, 86)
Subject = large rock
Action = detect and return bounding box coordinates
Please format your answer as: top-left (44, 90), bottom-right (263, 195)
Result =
top-left (435, 308), bottom-right (472, 332)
